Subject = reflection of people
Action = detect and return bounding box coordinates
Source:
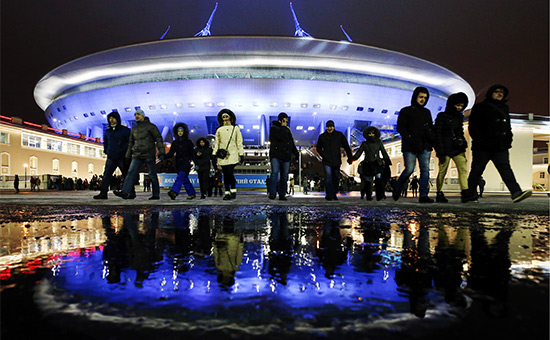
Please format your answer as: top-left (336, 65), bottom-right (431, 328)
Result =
top-left (465, 85), bottom-right (532, 203)
top-left (94, 111), bottom-right (131, 199)
top-left (434, 92), bottom-right (470, 203)
top-left (478, 177), bottom-right (486, 198)
top-left (468, 225), bottom-right (514, 317)
top-left (268, 210), bottom-right (293, 285)
top-left (317, 219), bottom-right (346, 278)
top-left (316, 120), bottom-right (352, 201)
top-left (125, 212), bottom-right (158, 287)
top-left (115, 109), bottom-right (165, 200)
top-left (395, 224), bottom-right (434, 318)
top-left (213, 109), bottom-right (244, 200)
top-left (393, 87), bottom-right (435, 203)
top-left (353, 126), bottom-right (391, 201)
top-left (410, 176), bottom-right (419, 197)
top-left (268, 112), bottom-right (299, 201)
top-left (213, 216), bottom-right (243, 287)
top-left (433, 226), bottom-right (467, 307)
top-left (166, 123), bottom-right (197, 200)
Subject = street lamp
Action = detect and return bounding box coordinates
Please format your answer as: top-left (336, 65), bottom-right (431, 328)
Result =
top-left (23, 163), bottom-right (28, 188)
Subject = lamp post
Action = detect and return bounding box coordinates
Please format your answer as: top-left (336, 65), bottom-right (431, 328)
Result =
top-left (23, 163), bottom-right (28, 188)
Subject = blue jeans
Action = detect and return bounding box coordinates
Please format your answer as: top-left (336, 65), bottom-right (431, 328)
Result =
top-left (269, 158), bottom-right (290, 197)
top-left (122, 158), bottom-right (159, 197)
top-left (171, 170), bottom-right (196, 196)
top-left (396, 150), bottom-right (431, 197)
top-left (324, 165), bottom-right (341, 198)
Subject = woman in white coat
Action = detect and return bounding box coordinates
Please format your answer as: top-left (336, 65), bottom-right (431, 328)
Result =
top-left (213, 109), bottom-right (244, 200)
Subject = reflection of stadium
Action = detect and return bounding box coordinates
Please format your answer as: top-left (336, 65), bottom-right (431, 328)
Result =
top-left (34, 36), bottom-right (475, 146)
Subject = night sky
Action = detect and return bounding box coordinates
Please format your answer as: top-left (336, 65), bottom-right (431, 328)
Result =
top-left (1, 0), bottom-right (548, 125)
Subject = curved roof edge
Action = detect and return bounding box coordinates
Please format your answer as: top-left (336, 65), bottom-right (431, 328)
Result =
top-left (34, 36), bottom-right (475, 110)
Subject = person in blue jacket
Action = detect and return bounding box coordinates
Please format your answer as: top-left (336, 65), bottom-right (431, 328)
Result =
top-left (94, 111), bottom-right (131, 199)
top-left (166, 123), bottom-right (197, 200)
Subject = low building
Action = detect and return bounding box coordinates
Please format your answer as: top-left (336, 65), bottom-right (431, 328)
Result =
top-left (0, 115), bottom-right (106, 189)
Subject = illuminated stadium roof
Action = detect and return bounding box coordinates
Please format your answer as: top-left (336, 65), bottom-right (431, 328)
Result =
top-left (34, 36), bottom-right (475, 146)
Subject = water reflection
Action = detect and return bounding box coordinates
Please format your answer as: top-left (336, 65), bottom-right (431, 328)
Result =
top-left (0, 207), bottom-right (548, 338)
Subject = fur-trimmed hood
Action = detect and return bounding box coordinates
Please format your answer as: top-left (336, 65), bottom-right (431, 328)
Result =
top-left (173, 122), bottom-right (189, 140)
top-left (217, 109), bottom-right (237, 126)
top-left (196, 136), bottom-right (210, 148)
top-left (363, 126), bottom-right (381, 140)
top-left (445, 92), bottom-right (469, 112)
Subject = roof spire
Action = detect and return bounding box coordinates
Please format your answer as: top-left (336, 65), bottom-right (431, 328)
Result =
top-left (340, 25), bottom-right (353, 42)
top-left (289, 2), bottom-right (312, 37)
top-left (195, 2), bottom-right (218, 37)
top-left (160, 26), bottom-right (171, 40)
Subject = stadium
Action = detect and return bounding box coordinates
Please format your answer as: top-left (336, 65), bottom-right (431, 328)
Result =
top-left (34, 35), bottom-right (475, 147)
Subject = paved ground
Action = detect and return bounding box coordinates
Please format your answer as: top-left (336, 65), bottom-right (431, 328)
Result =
top-left (1, 188), bottom-right (548, 215)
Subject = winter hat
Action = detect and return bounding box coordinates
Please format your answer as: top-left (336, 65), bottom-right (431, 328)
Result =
top-left (134, 109), bottom-right (145, 117)
top-left (326, 120), bottom-right (335, 127)
top-left (278, 112), bottom-right (289, 121)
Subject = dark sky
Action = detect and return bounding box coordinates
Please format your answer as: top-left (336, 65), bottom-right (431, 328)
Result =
top-left (1, 0), bottom-right (548, 125)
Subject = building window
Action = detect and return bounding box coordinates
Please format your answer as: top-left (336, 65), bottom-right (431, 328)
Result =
top-left (397, 162), bottom-right (402, 175)
top-left (71, 161), bottom-right (78, 176)
top-left (430, 157), bottom-right (435, 171)
top-left (85, 146), bottom-right (96, 158)
top-left (88, 163), bottom-right (94, 175)
top-left (541, 172), bottom-right (546, 179)
top-left (29, 156), bottom-right (38, 175)
top-left (22, 134), bottom-right (41, 148)
top-left (68, 143), bottom-right (80, 155)
top-left (52, 159), bottom-right (60, 175)
top-left (0, 132), bottom-right (9, 144)
top-left (46, 138), bottom-right (63, 152)
top-left (1, 152), bottom-right (9, 174)
top-left (544, 157), bottom-right (549, 164)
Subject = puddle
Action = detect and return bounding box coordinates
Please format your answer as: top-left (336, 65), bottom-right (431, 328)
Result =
top-left (1, 206), bottom-right (548, 340)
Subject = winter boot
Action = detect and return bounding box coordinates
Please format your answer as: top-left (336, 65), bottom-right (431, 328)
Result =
top-left (436, 192), bottom-right (448, 203)
top-left (223, 191), bottom-right (232, 200)
top-left (461, 189), bottom-right (478, 203)
top-left (230, 189), bottom-right (237, 199)
top-left (167, 190), bottom-right (178, 200)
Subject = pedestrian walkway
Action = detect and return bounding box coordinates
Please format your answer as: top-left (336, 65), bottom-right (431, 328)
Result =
top-left (1, 189), bottom-right (548, 214)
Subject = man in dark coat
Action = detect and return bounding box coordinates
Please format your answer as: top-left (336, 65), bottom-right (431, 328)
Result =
top-left (114, 109), bottom-right (165, 200)
top-left (392, 87), bottom-right (435, 203)
top-left (464, 84), bottom-right (531, 203)
top-left (268, 112), bottom-right (299, 200)
top-left (94, 111), bottom-right (131, 199)
top-left (316, 120), bottom-right (352, 201)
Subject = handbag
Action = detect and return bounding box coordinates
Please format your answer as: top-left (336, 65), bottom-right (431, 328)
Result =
top-left (216, 126), bottom-right (235, 159)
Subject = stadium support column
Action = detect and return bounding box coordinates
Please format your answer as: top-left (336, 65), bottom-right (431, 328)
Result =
top-left (161, 125), bottom-right (170, 141)
top-left (259, 114), bottom-right (267, 146)
top-left (346, 127), bottom-right (351, 145)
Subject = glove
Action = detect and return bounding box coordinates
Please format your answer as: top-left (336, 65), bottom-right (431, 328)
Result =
top-left (158, 154), bottom-right (165, 162)
top-left (239, 155), bottom-right (245, 164)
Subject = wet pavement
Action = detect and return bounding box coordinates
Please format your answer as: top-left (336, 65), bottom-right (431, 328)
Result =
top-left (0, 189), bottom-right (548, 340)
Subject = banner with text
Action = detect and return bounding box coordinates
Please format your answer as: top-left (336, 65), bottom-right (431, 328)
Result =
top-left (157, 173), bottom-right (268, 188)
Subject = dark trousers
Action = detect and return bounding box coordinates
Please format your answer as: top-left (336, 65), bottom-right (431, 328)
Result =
top-left (100, 158), bottom-right (130, 194)
top-left (197, 170), bottom-right (210, 196)
top-left (468, 149), bottom-right (521, 196)
top-left (221, 164), bottom-right (236, 191)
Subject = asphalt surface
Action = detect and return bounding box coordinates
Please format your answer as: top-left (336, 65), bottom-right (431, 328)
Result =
top-left (1, 188), bottom-right (548, 215)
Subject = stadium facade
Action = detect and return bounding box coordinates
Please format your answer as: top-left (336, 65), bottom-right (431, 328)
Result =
top-left (34, 36), bottom-right (475, 146)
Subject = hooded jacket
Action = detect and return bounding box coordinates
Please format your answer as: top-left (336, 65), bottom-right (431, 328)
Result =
top-left (194, 137), bottom-right (216, 172)
top-left (103, 111), bottom-right (131, 160)
top-left (165, 123), bottom-right (196, 173)
top-left (125, 117), bottom-right (165, 160)
top-left (397, 87), bottom-right (434, 153)
top-left (353, 126), bottom-right (391, 164)
top-left (213, 109), bottom-right (244, 166)
top-left (269, 120), bottom-right (299, 161)
top-left (434, 92), bottom-right (469, 158)
top-left (468, 85), bottom-right (513, 152)
top-left (316, 127), bottom-right (352, 167)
